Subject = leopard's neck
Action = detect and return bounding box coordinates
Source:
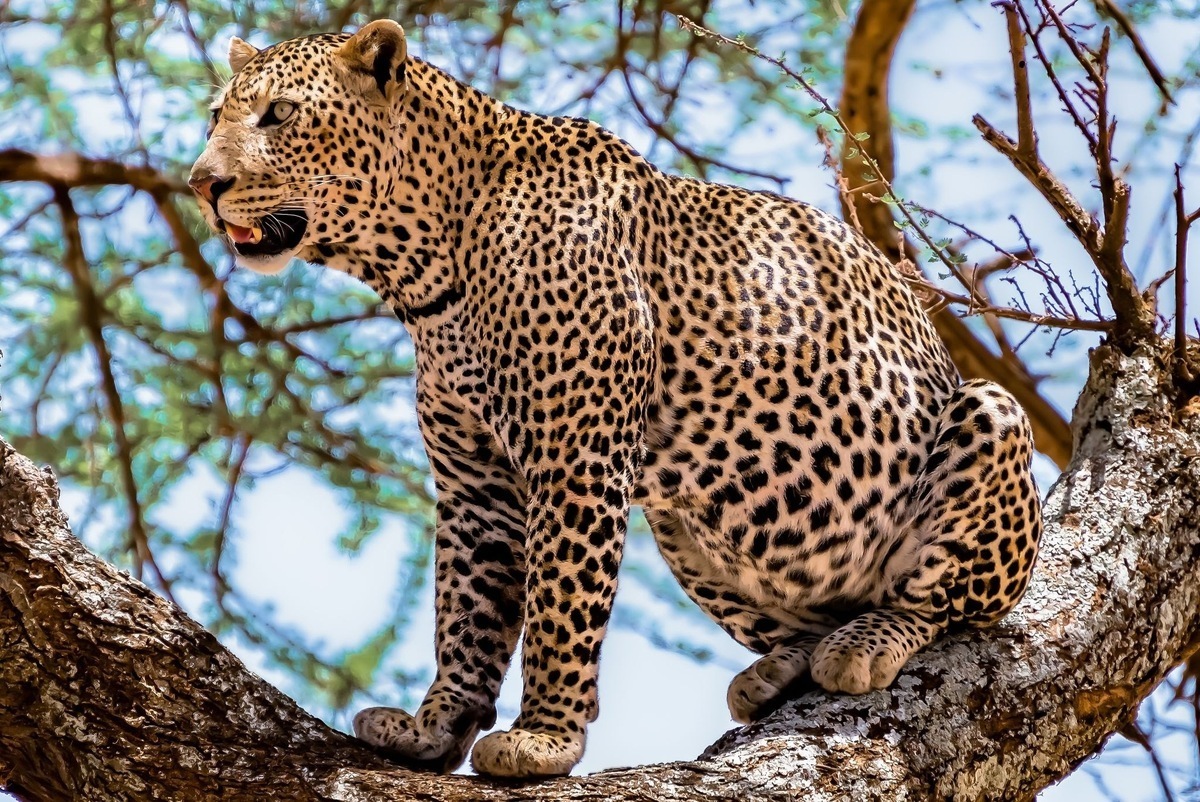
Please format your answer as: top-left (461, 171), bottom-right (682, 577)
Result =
top-left (304, 58), bottom-right (511, 333)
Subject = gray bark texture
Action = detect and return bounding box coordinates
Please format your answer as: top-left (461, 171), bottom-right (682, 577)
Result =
top-left (2, 342), bottom-right (1199, 801)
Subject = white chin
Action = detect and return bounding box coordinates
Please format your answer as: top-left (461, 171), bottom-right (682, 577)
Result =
top-left (235, 249), bottom-right (297, 275)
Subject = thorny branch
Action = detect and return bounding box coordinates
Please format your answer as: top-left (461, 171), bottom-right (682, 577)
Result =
top-left (973, 0), bottom-right (1158, 351)
top-left (831, 0), bottom-right (1078, 468)
top-left (678, 12), bottom-right (1042, 319)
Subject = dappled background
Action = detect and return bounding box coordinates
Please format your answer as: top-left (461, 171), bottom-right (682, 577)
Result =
top-left (2, 1), bottom-right (1200, 798)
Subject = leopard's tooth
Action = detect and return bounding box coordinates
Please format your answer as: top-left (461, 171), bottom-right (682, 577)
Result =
top-left (249, 225), bottom-right (263, 243)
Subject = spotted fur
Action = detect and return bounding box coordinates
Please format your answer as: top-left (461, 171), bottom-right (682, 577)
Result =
top-left (189, 20), bottom-right (1043, 778)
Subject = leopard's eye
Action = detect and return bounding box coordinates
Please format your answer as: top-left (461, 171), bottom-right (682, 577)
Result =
top-left (259, 100), bottom-right (296, 128)
top-left (206, 107), bottom-right (220, 140)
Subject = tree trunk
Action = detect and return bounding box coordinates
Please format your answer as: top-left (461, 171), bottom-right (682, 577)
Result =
top-left (2, 342), bottom-right (1198, 801)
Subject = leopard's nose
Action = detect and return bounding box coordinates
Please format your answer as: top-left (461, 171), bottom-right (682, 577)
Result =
top-left (188, 171), bottom-right (235, 205)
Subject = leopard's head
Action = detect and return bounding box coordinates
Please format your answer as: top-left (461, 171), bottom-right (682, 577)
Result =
top-left (189, 21), bottom-right (409, 274)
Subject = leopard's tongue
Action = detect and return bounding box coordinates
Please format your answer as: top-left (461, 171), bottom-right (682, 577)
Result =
top-left (225, 222), bottom-right (260, 244)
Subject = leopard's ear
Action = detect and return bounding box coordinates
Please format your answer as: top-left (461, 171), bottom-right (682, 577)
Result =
top-left (337, 20), bottom-right (408, 105)
top-left (228, 37), bottom-right (259, 74)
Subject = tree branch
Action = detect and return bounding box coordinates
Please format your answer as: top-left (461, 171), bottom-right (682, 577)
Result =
top-left (1002, 2), bottom-right (1038, 161)
top-left (837, 0), bottom-right (914, 262)
top-left (1173, 165), bottom-right (1200, 384)
top-left (53, 187), bottom-right (173, 598)
top-left (974, 1), bottom-right (1159, 351)
top-left (1093, 0), bottom-right (1174, 107)
top-left (0, 149), bottom-right (189, 195)
top-left (973, 116), bottom-right (1153, 349)
top-left (835, 0), bottom-right (1073, 468)
top-left (2, 341), bottom-right (1200, 800)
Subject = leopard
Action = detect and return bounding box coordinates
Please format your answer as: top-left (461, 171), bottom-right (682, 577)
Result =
top-left (189, 20), bottom-right (1043, 779)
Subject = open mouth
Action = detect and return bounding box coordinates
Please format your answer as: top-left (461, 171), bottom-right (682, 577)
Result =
top-left (219, 210), bottom-right (308, 257)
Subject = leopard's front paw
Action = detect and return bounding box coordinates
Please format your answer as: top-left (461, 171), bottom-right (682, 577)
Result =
top-left (470, 727), bottom-right (584, 778)
top-left (353, 702), bottom-right (488, 773)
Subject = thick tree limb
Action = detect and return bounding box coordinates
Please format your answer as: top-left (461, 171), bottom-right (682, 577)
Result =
top-left (0, 149), bottom-right (189, 195)
top-left (2, 342), bottom-right (1200, 800)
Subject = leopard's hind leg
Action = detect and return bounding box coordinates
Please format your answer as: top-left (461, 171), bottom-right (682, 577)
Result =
top-left (810, 380), bottom-right (1042, 694)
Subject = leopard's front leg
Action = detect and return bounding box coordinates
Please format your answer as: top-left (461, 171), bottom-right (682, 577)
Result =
top-left (469, 453), bottom-right (639, 777)
top-left (469, 300), bottom-right (651, 777)
top-left (354, 437), bottom-right (527, 772)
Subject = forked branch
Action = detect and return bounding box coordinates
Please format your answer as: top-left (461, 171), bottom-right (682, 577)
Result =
top-left (975, 1), bottom-right (1157, 350)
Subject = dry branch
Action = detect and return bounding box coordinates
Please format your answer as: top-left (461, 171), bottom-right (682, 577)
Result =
top-left (1173, 166), bottom-right (1200, 383)
top-left (3, 341), bottom-right (1200, 800)
top-left (1093, 0), bottom-right (1173, 106)
top-left (835, 1), bottom-right (1074, 468)
top-left (1002, 2), bottom-right (1037, 161)
top-left (975, 1), bottom-right (1157, 351)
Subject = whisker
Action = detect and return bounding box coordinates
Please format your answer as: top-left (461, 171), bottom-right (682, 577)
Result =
top-left (276, 175), bottom-right (361, 188)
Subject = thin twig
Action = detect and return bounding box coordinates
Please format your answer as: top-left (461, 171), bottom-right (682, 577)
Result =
top-left (1173, 165), bottom-right (1200, 383)
top-left (903, 277), bottom-right (1111, 332)
top-left (101, 0), bottom-right (151, 165)
top-left (817, 126), bottom-right (864, 235)
top-left (54, 186), bottom-right (175, 601)
top-left (1093, 0), bottom-right (1174, 107)
top-left (212, 433), bottom-right (253, 606)
top-left (618, 6), bottom-right (786, 185)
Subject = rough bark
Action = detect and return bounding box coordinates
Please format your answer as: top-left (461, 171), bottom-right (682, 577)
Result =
top-left (2, 341), bottom-right (1199, 800)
